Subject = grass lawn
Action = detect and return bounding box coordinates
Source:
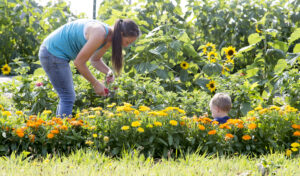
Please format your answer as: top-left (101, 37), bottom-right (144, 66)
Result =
top-left (0, 150), bottom-right (299, 176)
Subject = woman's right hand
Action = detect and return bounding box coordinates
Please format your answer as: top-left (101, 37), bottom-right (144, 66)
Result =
top-left (92, 81), bottom-right (108, 96)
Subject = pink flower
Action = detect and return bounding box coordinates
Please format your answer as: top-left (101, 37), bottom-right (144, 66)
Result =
top-left (36, 82), bottom-right (43, 87)
top-left (104, 88), bottom-right (109, 95)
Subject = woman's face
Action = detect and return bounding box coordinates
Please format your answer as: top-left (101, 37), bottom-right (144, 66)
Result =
top-left (122, 36), bottom-right (137, 47)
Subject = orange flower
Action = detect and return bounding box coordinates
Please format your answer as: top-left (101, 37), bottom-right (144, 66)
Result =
top-left (70, 120), bottom-right (83, 126)
top-left (51, 129), bottom-right (59, 134)
top-left (60, 125), bottom-right (68, 131)
top-left (212, 121), bottom-right (219, 125)
top-left (29, 134), bottom-right (35, 143)
top-left (16, 128), bottom-right (25, 138)
top-left (208, 130), bottom-right (217, 135)
top-left (248, 123), bottom-right (257, 130)
top-left (293, 131), bottom-right (300, 137)
top-left (242, 135), bottom-right (251, 141)
top-left (292, 124), bottom-right (300, 130)
top-left (47, 133), bottom-right (54, 139)
top-left (198, 124), bottom-right (205, 131)
top-left (225, 133), bottom-right (234, 140)
top-left (16, 131), bottom-right (24, 138)
top-left (237, 123), bottom-right (244, 129)
top-left (180, 121), bottom-right (185, 126)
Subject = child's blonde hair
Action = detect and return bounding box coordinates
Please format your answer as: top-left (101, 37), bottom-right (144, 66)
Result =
top-left (209, 93), bottom-right (232, 112)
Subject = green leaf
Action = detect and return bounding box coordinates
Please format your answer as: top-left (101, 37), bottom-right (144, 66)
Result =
top-left (293, 43), bottom-right (300, 53)
top-left (248, 33), bottom-right (263, 45)
top-left (194, 78), bottom-right (210, 88)
top-left (149, 49), bottom-right (163, 59)
top-left (274, 59), bottom-right (287, 74)
top-left (236, 44), bottom-right (256, 56)
top-left (157, 138), bottom-right (168, 146)
top-left (289, 28), bottom-right (300, 45)
top-left (240, 102), bottom-right (251, 116)
top-left (170, 40), bottom-right (181, 51)
top-left (268, 41), bottom-right (288, 52)
top-left (183, 43), bottom-right (197, 57)
top-left (178, 32), bottom-right (190, 43)
top-left (156, 69), bottom-right (169, 79)
top-left (202, 64), bottom-right (214, 76)
top-left (168, 134), bottom-right (173, 146)
top-left (179, 70), bottom-right (188, 82)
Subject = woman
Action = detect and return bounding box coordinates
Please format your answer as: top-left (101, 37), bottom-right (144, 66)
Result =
top-left (39, 19), bottom-right (140, 117)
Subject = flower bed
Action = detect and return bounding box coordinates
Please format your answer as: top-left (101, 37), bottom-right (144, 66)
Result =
top-left (0, 104), bottom-right (299, 158)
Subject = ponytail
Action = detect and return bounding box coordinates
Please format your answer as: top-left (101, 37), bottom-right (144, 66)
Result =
top-left (112, 19), bottom-right (139, 75)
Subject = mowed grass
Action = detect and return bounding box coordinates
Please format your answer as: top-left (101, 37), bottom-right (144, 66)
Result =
top-left (0, 150), bottom-right (299, 176)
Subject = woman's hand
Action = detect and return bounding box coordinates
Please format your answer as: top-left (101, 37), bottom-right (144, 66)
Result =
top-left (92, 81), bottom-right (108, 96)
top-left (105, 69), bottom-right (115, 84)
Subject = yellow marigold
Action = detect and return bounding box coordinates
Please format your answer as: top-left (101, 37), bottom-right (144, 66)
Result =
top-left (212, 121), bottom-right (219, 125)
top-left (291, 142), bottom-right (300, 148)
top-left (29, 134), bottom-right (35, 143)
top-left (254, 105), bottom-right (263, 111)
top-left (131, 121), bottom-right (141, 127)
top-left (91, 107), bottom-right (102, 111)
top-left (259, 108), bottom-right (268, 115)
top-left (146, 124), bottom-right (153, 128)
top-left (198, 124), bottom-right (205, 131)
top-left (93, 134), bottom-right (98, 138)
top-left (103, 136), bottom-right (109, 142)
top-left (16, 111), bottom-right (23, 115)
top-left (123, 102), bottom-right (133, 107)
top-left (225, 133), bottom-right (234, 140)
top-left (107, 103), bottom-right (116, 108)
top-left (116, 106), bottom-right (125, 112)
top-left (85, 140), bottom-right (94, 145)
top-left (269, 106), bottom-right (281, 111)
top-left (134, 110), bottom-right (140, 116)
top-left (169, 120), bottom-right (178, 126)
top-left (139, 106), bottom-right (151, 112)
top-left (286, 149), bottom-right (292, 157)
top-left (0, 105), bottom-right (4, 111)
top-left (2, 111), bottom-right (11, 117)
top-left (121, 125), bottom-right (130, 131)
top-left (154, 121), bottom-right (162, 127)
top-left (42, 110), bottom-right (52, 114)
top-left (242, 135), bottom-right (251, 141)
top-left (291, 148), bottom-right (298, 152)
top-left (293, 131), bottom-right (300, 137)
top-left (137, 127), bottom-right (144, 133)
top-left (47, 133), bottom-right (54, 139)
top-left (248, 123), bottom-right (257, 130)
top-left (208, 130), bottom-right (217, 135)
top-left (88, 115), bottom-right (96, 119)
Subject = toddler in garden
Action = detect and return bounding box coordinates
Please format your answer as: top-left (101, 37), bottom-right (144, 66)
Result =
top-left (209, 93), bottom-right (232, 124)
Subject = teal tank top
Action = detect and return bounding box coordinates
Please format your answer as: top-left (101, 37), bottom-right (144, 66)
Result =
top-left (42, 19), bottom-right (109, 61)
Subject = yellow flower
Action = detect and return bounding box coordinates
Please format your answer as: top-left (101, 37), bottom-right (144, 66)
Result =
top-left (88, 115), bottom-right (96, 119)
top-left (85, 140), bottom-right (94, 145)
top-left (1, 64), bottom-right (11, 75)
top-left (42, 110), bottom-right (52, 114)
top-left (93, 134), bottom-right (98, 138)
top-left (242, 135), bottom-right (251, 141)
top-left (91, 107), bottom-right (102, 111)
top-left (256, 24), bottom-right (262, 33)
top-left (248, 123), bottom-right (257, 130)
top-left (121, 125), bottom-right (130, 131)
top-left (291, 142), bottom-right (300, 148)
top-left (169, 120), bottom-right (178, 126)
top-left (254, 105), bottom-right (263, 111)
top-left (137, 127), bottom-right (144, 133)
top-left (198, 124), bottom-right (205, 131)
top-left (208, 51), bottom-right (217, 63)
top-left (208, 130), bottom-right (217, 135)
top-left (286, 149), bottom-right (292, 157)
top-left (2, 111), bottom-right (12, 117)
top-left (16, 111), bottom-right (23, 115)
top-left (224, 46), bottom-right (236, 58)
top-left (139, 106), bottom-right (151, 112)
top-left (123, 102), bottom-right (133, 107)
top-left (134, 110), bottom-right (140, 116)
top-left (206, 80), bottom-right (216, 92)
top-left (131, 121), bottom-right (141, 127)
top-left (146, 124), bottom-right (153, 128)
top-left (180, 61), bottom-right (189, 70)
top-left (226, 57), bottom-right (234, 64)
top-left (103, 136), bottom-right (109, 142)
top-left (107, 103), bottom-right (116, 108)
top-left (203, 42), bottom-right (216, 55)
top-left (0, 105), bottom-right (4, 111)
top-left (154, 121), bottom-right (162, 127)
top-left (291, 148), bottom-right (298, 152)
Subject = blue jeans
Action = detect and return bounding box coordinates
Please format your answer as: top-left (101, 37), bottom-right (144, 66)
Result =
top-left (39, 46), bottom-right (75, 118)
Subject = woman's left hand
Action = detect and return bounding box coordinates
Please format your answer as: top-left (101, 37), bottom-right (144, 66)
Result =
top-left (106, 70), bottom-right (115, 84)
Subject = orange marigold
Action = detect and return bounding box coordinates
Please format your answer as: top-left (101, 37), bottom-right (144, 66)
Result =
top-left (198, 124), bottom-right (205, 131)
top-left (225, 133), bottom-right (234, 139)
top-left (208, 130), bottom-right (217, 135)
top-left (29, 134), bottom-right (35, 143)
top-left (248, 123), bottom-right (257, 130)
top-left (237, 123), bottom-right (244, 129)
top-left (242, 135), bottom-right (251, 141)
top-left (60, 125), bottom-right (68, 131)
top-left (51, 129), bottom-right (59, 134)
top-left (47, 133), bottom-right (54, 139)
top-left (16, 132), bottom-right (24, 138)
top-left (292, 124), bottom-right (300, 130)
top-left (293, 131), bottom-right (300, 137)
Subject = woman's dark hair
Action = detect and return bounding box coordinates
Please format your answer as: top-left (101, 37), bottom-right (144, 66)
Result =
top-left (112, 19), bottom-right (139, 75)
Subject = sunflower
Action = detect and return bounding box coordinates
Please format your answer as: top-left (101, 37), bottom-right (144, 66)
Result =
top-left (206, 80), bottom-right (216, 92)
top-left (1, 64), bottom-right (11, 75)
top-left (180, 61), bottom-right (189, 70)
top-left (203, 42), bottom-right (216, 55)
top-left (224, 46), bottom-right (236, 58)
top-left (208, 51), bottom-right (218, 63)
top-left (226, 57), bottom-right (234, 64)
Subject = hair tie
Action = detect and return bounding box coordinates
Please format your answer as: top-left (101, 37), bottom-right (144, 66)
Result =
top-left (120, 19), bottom-right (123, 23)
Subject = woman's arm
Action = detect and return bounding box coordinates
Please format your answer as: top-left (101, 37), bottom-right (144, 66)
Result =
top-left (73, 25), bottom-right (107, 95)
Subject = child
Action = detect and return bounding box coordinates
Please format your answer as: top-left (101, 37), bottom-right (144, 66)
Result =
top-left (209, 93), bottom-right (232, 124)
